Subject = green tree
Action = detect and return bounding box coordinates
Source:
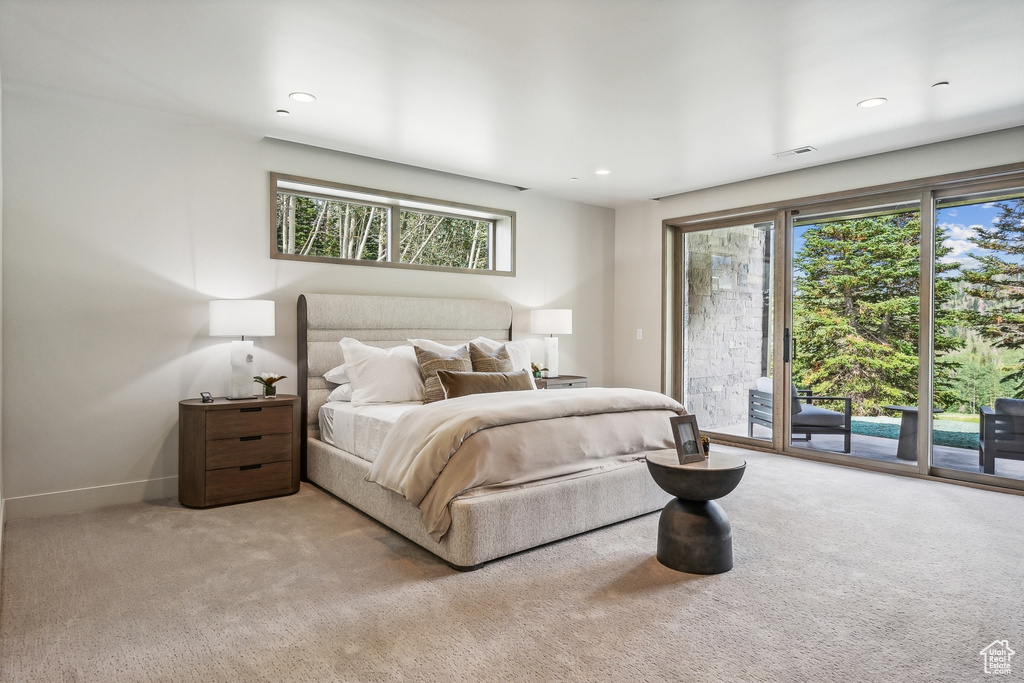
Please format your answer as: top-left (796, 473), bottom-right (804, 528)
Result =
top-left (945, 335), bottom-right (1004, 413)
top-left (399, 211), bottom-right (489, 269)
top-left (792, 211), bottom-right (962, 415)
top-left (963, 198), bottom-right (1024, 396)
top-left (276, 194), bottom-right (387, 261)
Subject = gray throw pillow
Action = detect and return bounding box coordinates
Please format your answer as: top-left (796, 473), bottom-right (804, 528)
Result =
top-left (414, 345), bottom-right (472, 403)
top-left (469, 343), bottom-right (515, 373)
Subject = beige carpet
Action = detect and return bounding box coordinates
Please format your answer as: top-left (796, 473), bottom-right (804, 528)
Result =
top-left (2, 446), bottom-right (1022, 682)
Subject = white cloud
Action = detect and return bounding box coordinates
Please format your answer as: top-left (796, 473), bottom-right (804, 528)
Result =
top-left (940, 253), bottom-right (980, 270)
top-left (945, 209), bottom-right (958, 217)
top-left (943, 238), bottom-right (973, 257)
top-left (938, 221), bottom-right (980, 241)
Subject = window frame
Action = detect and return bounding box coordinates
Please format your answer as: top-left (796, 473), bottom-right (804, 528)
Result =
top-left (270, 172), bottom-right (516, 276)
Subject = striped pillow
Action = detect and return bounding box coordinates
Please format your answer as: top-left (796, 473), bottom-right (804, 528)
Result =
top-left (470, 343), bottom-right (515, 373)
top-left (414, 345), bottom-right (472, 403)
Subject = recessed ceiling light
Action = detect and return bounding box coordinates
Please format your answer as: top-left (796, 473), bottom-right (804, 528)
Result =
top-left (595, 169), bottom-right (610, 175)
top-left (857, 97), bottom-right (887, 108)
top-left (289, 92), bottom-right (316, 103)
top-left (932, 81), bottom-right (950, 89)
top-left (276, 109), bottom-right (290, 117)
top-left (569, 177), bottom-right (579, 181)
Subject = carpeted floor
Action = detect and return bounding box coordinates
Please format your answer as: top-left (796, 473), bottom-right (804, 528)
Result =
top-left (1, 446), bottom-right (1022, 682)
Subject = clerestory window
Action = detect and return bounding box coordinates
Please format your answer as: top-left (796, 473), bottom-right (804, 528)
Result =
top-left (271, 173), bottom-right (515, 275)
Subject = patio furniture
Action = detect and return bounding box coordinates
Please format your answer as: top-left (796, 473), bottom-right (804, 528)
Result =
top-left (883, 405), bottom-right (944, 461)
top-left (748, 377), bottom-right (852, 453)
top-left (979, 398), bottom-right (1024, 475)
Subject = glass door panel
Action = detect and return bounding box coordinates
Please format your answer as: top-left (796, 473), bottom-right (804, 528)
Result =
top-left (682, 222), bottom-right (774, 442)
top-left (790, 204), bottom-right (922, 461)
top-left (933, 191), bottom-right (1024, 482)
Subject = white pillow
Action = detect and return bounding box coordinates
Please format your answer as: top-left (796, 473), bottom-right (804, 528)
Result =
top-left (323, 363), bottom-right (350, 386)
top-left (328, 383), bottom-right (354, 402)
top-left (339, 338), bottom-right (425, 405)
top-left (471, 336), bottom-right (536, 389)
top-left (407, 338), bottom-right (467, 355)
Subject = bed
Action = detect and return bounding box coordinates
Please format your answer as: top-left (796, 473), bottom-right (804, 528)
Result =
top-left (297, 293), bottom-right (678, 569)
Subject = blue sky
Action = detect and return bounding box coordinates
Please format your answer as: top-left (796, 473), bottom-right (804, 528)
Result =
top-left (791, 199), bottom-right (1017, 275)
top-left (936, 201), bottom-right (1004, 271)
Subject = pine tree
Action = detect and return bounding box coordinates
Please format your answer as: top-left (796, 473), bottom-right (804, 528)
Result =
top-left (963, 198), bottom-right (1024, 395)
top-left (792, 211), bottom-right (962, 415)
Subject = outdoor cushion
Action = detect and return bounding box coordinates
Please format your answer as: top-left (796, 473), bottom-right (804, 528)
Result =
top-left (992, 398), bottom-right (1024, 436)
top-left (792, 403), bottom-right (845, 427)
top-left (994, 397), bottom-right (1024, 416)
top-left (754, 377), bottom-right (803, 415)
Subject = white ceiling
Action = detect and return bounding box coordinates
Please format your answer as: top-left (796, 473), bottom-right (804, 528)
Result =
top-left (2, 0), bottom-right (1023, 207)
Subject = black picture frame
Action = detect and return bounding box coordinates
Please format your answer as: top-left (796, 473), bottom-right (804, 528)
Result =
top-left (670, 414), bottom-right (706, 465)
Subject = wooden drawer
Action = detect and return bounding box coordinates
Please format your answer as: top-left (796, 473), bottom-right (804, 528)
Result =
top-left (206, 433), bottom-right (292, 470)
top-left (206, 405), bottom-right (292, 440)
top-left (205, 460), bottom-right (293, 506)
top-left (179, 395), bottom-right (299, 509)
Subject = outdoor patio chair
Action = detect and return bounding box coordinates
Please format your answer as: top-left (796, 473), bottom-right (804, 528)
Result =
top-left (748, 377), bottom-right (852, 453)
top-left (979, 398), bottom-right (1024, 475)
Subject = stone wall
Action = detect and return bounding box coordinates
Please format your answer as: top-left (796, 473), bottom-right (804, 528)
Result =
top-left (684, 224), bottom-right (771, 430)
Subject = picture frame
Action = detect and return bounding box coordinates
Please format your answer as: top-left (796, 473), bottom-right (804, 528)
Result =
top-left (669, 414), bottom-right (706, 465)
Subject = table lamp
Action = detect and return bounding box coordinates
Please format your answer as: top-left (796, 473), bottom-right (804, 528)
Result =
top-left (209, 299), bottom-right (276, 399)
top-left (530, 309), bottom-right (572, 378)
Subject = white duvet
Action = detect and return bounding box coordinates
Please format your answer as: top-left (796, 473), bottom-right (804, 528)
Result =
top-left (366, 387), bottom-right (684, 540)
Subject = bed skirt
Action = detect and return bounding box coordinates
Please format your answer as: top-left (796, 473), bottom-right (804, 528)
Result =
top-left (307, 437), bottom-right (673, 569)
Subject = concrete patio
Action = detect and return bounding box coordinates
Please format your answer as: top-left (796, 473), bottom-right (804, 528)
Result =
top-left (713, 422), bottom-right (1024, 482)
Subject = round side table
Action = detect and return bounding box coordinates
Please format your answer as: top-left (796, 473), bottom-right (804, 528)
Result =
top-left (646, 449), bottom-right (746, 574)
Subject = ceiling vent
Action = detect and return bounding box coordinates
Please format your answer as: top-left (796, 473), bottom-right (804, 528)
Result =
top-left (773, 146), bottom-right (817, 159)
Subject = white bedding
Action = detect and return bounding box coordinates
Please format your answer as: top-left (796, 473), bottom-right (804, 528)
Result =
top-left (318, 401), bottom-right (421, 462)
top-left (366, 388), bottom-right (683, 540)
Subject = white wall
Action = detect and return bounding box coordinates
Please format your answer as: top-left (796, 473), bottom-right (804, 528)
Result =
top-left (0, 60), bottom-right (5, 562)
top-left (613, 125), bottom-right (1024, 394)
top-left (1, 90), bottom-right (614, 519)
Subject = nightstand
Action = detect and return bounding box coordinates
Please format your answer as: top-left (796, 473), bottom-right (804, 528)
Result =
top-left (178, 395), bottom-right (300, 508)
top-left (536, 375), bottom-right (587, 390)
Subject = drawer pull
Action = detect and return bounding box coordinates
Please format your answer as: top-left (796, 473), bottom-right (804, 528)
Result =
top-left (240, 407), bottom-right (262, 413)
top-left (239, 464), bottom-right (262, 471)
top-left (239, 435), bottom-right (263, 442)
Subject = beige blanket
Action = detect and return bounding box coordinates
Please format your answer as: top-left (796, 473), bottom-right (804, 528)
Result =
top-left (365, 387), bottom-right (684, 540)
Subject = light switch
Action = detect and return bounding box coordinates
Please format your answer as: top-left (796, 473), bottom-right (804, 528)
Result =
top-left (636, 328), bottom-right (643, 340)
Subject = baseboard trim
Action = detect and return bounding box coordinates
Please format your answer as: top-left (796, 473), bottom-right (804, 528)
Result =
top-left (0, 497), bottom-right (6, 580)
top-left (4, 477), bottom-right (178, 520)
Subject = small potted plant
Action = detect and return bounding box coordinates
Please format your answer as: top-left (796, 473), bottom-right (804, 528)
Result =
top-left (254, 372), bottom-right (287, 398)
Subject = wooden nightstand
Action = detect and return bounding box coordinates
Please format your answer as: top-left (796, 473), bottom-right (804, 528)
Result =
top-left (536, 375), bottom-right (587, 390)
top-left (178, 395), bottom-right (300, 508)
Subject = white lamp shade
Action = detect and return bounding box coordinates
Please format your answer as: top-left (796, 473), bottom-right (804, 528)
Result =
top-left (530, 309), bottom-right (572, 336)
top-left (209, 300), bottom-right (276, 337)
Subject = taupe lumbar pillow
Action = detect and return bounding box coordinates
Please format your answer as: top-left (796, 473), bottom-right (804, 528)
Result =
top-left (469, 342), bottom-right (514, 373)
top-left (414, 345), bottom-right (472, 403)
top-left (436, 369), bottom-right (535, 400)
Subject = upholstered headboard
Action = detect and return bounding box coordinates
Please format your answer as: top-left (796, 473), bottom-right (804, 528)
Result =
top-left (296, 293), bottom-right (513, 476)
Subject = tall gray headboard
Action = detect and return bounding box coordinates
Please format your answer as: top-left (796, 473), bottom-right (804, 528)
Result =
top-left (296, 293), bottom-right (513, 477)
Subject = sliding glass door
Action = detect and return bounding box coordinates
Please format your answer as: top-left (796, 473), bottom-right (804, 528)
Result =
top-left (674, 220), bottom-right (775, 440)
top-left (931, 189), bottom-right (1024, 484)
top-left (664, 164), bottom-right (1024, 493)
top-left (786, 202), bottom-right (924, 462)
